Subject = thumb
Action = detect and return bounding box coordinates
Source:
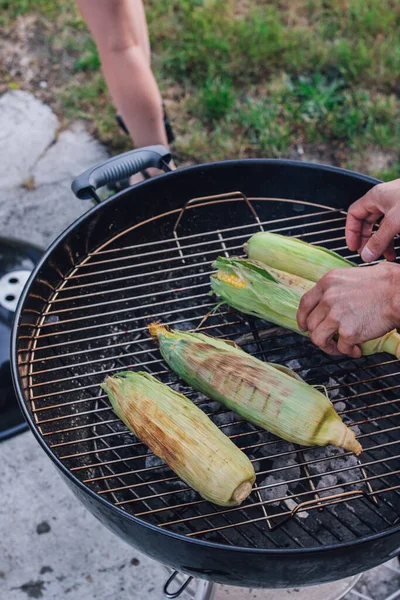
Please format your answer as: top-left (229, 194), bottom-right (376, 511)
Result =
top-left (361, 215), bottom-right (399, 262)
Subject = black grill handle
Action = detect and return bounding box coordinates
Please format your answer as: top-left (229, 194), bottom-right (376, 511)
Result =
top-left (71, 145), bottom-right (172, 202)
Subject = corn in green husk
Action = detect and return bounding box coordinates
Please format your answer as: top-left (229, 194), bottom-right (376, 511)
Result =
top-left (211, 256), bottom-right (400, 358)
top-left (101, 371), bottom-right (255, 506)
top-left (149, 323), bottom-right (362, 455)
top-left (245, 231), bottom-right (353, 282)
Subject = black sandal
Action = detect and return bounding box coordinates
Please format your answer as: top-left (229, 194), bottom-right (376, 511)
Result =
top-left (163, 104), bottom-right (175, 145)
top-left (115, 103), bottom-right (175, 144)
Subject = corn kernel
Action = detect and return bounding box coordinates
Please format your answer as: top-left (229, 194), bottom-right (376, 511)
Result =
top-left (215, 270), bottom-right (246, 288)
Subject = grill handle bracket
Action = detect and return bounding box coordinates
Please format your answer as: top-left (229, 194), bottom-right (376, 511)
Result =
top-left (163, 571), bottom-right (193, 598)
top-left (71, 145), bottom-right (172, 202)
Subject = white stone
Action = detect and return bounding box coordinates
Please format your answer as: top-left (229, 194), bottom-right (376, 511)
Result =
top-left (33, 121), bottom-right (108, 186)
top-left (0, 90), bottom-right (59, 187)
top-left (0, 181), bottom-right (91, 248)
top-left (0, 111), bottom-right (109, 249)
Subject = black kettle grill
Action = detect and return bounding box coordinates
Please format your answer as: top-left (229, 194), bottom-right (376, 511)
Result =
top-left (11, 146), bottom-right (400, 590)
top-left (0, 237), bottom-right (42, 441)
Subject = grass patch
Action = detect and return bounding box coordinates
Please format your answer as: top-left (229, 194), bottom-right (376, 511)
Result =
top-left (74, 37), bottom-right (100, 72)
top-left (373, 161), bottom-right (400, 182)
top-left (234, 96), bottom-right (291, 156)
top-left (195, 77), bottom-right (235, 122)
top-left (1, 0), bottom-right (400, 176)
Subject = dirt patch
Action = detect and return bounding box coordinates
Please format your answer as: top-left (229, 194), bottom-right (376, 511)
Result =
top-left (0, 15), bottom-right (103, 136)
top-left (17, 580), bottom-right (46, 599)
top-left (352, 148), bottom-right (398, 175)
top-left (0, 16), bottom-right (70, 99)
top-left (39, 566), bottom-right (53, 575)
top-left (287, 143), bottom-right (337, 166)
top-left (36, 520), bottom-right (51, 534)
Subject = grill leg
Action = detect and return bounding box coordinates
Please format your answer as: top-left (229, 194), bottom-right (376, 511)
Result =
top-left (194, 579), bottom-right (216, 600)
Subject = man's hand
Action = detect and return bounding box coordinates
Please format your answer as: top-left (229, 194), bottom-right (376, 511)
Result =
top-left (346, 179), bottom-right (400, 263)
top-left (296, 263), bottom-right (400, 358)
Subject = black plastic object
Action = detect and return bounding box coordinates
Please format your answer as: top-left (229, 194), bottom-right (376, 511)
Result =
top-left (163, 105), bottom-right (175, 145)
top-left (0, 237), bottom-right (42, 441)
top-left (116, 106), bottom-right (175, 144)
top-left (71, 145), bottom-right (172, 202)
top-left (163, 571), bottom-right (193, 599)
top-left (115, 114), bottom-right (129, 135)
top-left (13, 159), bottom-right (399, 588)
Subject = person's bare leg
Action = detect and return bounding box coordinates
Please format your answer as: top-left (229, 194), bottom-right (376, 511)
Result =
top-left (76, 0), bottom-right (169, 154)
top-left (130, 0), bottom-right (151, 66)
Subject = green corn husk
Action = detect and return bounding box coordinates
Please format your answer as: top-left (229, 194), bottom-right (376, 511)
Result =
top-left (245, 231), bottom-right (353, 282)
top-left (101, 371), bottom-right (255, 507)
top-left (149, 323), bottom-right (362, 455)
top-left (210, 256), bottom-right (400, 358)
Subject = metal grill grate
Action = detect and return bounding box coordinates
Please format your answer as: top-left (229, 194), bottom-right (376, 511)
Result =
top-left (18, 194), bottom-right (400, 550)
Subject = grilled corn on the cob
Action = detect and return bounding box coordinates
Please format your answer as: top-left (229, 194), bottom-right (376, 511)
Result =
top-left (211, 256), bottom-right (400, 358)
top-left (149, 323), bottom-right (362, 455)
top-left (245, 231), bottom-right (353, 282)
top-left (102, 371), bottom-right (255, 506)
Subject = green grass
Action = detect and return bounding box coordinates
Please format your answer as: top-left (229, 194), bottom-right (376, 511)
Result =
top-left (74, 38), bottom-right (100, 72)
top-left (195, 77), bottom-right (235, 122)
top-left (1, 0), bottom-right (400, 177)
top-left (372, 161), bottom-right (400, 182)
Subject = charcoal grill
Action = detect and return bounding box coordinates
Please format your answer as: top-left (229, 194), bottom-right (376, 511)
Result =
top-left (12, 146), bottom-right (400, 591)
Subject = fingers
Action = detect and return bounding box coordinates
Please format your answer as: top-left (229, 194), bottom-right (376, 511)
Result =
top-left (309, 318), bottom-right (362, 358)
top-left (383, 238), bottom-right (397, 262)
top-left (347, 180), bottom-right (400, 260)
top-left (360, 212), bottom-right (400, 262)
top-left (304, 303), bottom-right (327, 333)
top-left (297, 271), bottom-right (363, 357)
top-left (297, 284), bottom-right (324, 331)
top-left (336, 336), bottom-right (362, 359)
top-left (346, 188), bottom-right (383, 252)
top-left (346, 209), bottom-right (379, 253)
top-left (309, 320), bottom-right (339, 355)
top-left (356, 218), bottom-right (375, 253)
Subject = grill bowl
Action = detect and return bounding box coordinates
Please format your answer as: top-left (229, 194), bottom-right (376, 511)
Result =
top-left (11, 158), bottom-right (400, 587)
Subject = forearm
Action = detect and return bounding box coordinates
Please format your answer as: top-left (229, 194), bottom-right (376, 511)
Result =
top-left (385, 262), bottom-right (400, 327)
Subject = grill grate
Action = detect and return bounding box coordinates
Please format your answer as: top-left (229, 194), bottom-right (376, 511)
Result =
top-left (19, 194), bottom-right (400, 550)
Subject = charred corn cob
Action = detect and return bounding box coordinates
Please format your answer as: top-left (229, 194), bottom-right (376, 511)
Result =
top-left (149, 323), bottom-right (362, 455)
top-left (211, 256), bottom-right (400, 358)
top-left (245, 231), bottom-right (353, 282)
top-left (101, 371), bottom-right (255, 506)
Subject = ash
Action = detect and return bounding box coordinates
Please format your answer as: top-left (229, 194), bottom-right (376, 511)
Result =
top-left (175, 320), bottom-right (198, 332)
top-left (286, 359), bottom-right (309, 379)
top-left (258, 443), bottom-right (301, 505)
top-left (304, 441), bottom-right (363, 500)
top-left (144, 450), bottom-right (191, 495)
